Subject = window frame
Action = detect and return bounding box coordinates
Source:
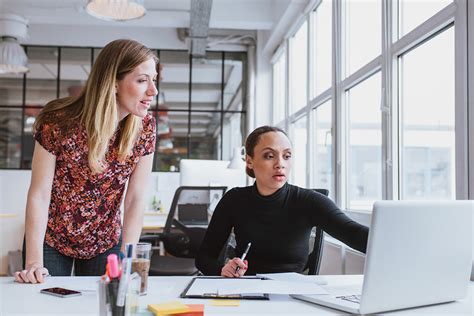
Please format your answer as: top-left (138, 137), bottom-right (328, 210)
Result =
top-left (270, 0), bottom-right (469, 211)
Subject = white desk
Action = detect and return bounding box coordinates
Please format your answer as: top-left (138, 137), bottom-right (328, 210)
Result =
top-left (0, 276), bottom-right (472, 315)
top-left (142, 212), bottom-right (168, 232)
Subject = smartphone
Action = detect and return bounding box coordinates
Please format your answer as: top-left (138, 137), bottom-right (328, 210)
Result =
top-left (40, 287), bottom-right (82, 298)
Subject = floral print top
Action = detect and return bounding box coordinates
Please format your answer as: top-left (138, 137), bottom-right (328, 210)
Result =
top-left (34, 113), bottom-right (156, 259)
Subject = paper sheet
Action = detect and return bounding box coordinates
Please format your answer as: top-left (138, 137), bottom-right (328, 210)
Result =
top-left (186, 278), bottom-right (327, 296)
top-left (256, 272), bottom-right (328, 285)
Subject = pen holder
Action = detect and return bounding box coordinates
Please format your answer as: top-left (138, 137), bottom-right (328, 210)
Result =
top-left (98, 279), bottom-right (108, 316)
top-left (98, 273), bottom-right (141, 316)
top-left (125, 273), bottom-right (141, 316)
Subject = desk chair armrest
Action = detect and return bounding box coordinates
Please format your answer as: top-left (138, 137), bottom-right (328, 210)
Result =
top-left (139, 234), bottom-right (163, 246)
top-left (163, 219), bottom-right (207, 258)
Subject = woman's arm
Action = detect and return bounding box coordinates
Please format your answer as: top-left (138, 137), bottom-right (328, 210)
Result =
top-left (15, 142), bottom-right (56, 283)
top-left (121, 153), bottom-right (154, 252)
top-left (195, 190), bottom-right (235, 276)
top-left (307, 191), bottom-right (369, 253)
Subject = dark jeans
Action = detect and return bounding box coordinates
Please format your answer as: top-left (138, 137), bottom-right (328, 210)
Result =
top-left (22, 237), bottom-right (122, 276)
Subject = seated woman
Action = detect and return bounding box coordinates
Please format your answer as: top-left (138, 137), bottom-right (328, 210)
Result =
top-left (196, 126), bottom-right (369, 277)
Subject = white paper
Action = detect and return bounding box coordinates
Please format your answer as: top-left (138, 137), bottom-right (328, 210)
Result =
top-left (256, 272), bottom-right (328, 285)
top-left (186, 278), bottom-right (327, 296)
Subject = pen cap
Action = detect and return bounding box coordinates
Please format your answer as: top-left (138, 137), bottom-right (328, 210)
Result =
top-left (107, 254), bottom-right (120, 278)
top-left (125, 243), bottom-right (134, 258)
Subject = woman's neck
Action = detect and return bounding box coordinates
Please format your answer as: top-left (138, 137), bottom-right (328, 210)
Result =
top-left (254, 180), bottom-right (285, 196)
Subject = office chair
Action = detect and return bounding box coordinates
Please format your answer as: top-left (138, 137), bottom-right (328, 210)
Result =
top-left (305, 188), bottom-right (330, 275)
top-left (142, 186), bottom-right (227, 276)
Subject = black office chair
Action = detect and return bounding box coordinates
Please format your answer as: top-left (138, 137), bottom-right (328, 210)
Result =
top-left (304, 188), bottom-right (330, 275)
top-left (141, 186), bottom-right (227, 276)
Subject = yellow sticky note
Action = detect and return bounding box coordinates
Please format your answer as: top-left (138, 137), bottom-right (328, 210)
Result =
top-left (210, 299), bottom-right (241, 307)
top-left (147, 301), bottom-right (190, 316)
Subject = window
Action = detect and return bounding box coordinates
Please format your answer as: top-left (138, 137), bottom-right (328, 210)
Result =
top-left (271, 0), bottom-right (467, 210)
top-left (290, 115), bottom-right (308, 187)
top-left (398, 0), bottom-right (452, 38)
top-left (0, 73), bottom-right (23, 168)
top-left (344, 0), bottom-right (381, 77)
top-left (59, 48), bottom-right (91, 98)
top-left (272, 50), bottom-right (286, 124)
top-left (26, 47), bottom-right (58, 107)
top-left (399, 26), bottom-right (455, 199)
top-left (346, 72), bottom-right (382, 210)
top-left (311, 0), bottom-right (332, 96)
top-left (289, 21), bottom-right (308, 113)
top-left (0, 47), bottom-right (247, 172)
top-left (312, 100), bottom-right (333, 194)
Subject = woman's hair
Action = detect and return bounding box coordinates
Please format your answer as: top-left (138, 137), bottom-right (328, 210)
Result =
top-left (244, 125), bottom-right (287, 178)
top-left (34, 39), bottom-right (159, 174)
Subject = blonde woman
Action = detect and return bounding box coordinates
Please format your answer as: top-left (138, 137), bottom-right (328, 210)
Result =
top-left (14, 39), bottom-right (158, 283)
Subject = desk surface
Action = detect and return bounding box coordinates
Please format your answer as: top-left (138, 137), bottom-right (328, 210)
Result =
top-left (142, 212), bottom-right (168, 231)
top-left (0, 275), bottom-right (472, 315)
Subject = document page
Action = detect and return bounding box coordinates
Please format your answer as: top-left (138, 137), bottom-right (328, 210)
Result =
top-left (257, 272), bottom-right (328, 285)
top-left (186, 278), bottom-right (327, 296)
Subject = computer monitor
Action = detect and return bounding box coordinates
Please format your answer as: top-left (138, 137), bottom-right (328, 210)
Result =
top-left (179, 159), bottom-right (247, 189)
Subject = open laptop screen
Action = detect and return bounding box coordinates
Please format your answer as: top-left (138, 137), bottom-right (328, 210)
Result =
top-left (178, 203), bottom-right (209, 226)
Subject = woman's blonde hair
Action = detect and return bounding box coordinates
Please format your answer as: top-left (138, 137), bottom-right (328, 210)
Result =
top-left (34, 39), bottom-right (158, 173)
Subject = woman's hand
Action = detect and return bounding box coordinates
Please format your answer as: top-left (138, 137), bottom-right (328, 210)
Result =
top-left (221, 258), bottom-right (248, 278)
top-left (14, 263), bottom-right (49, 284)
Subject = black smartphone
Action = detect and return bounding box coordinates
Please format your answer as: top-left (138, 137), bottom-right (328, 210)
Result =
top-left (40, 287), bottom-right (82, 298)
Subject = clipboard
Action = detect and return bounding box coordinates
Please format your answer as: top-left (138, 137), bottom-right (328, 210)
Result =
top-left (180, 276), bottom-right (270, 300)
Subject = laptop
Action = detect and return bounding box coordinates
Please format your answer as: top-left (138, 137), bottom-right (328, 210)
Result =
top-left (293, 200), bottom-right (473, 314)
top-left (178, 203), bottom-right (209, 226)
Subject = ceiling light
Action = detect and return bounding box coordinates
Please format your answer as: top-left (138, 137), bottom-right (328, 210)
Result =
top-left (85, 0), bottom-right (146, 22)
top-left (0, 14), bottom-right (29, 74)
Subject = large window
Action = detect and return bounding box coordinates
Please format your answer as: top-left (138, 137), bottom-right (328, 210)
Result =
top-left (311, 0), bottom-right (332, 96)
top-left (312, 100), bottom-right (333, 194)
top-left (343, 0), bottom-right (381, 77)
top-left (399, 27), bottom-right (455, 199)
top-left (272, 49), bottom-right (286, 124)
top-left (289, 21), bottom-right (308, 114)
top-left (272, 0), bottom-right (466, 210)
top-left (0, 46), bottom-right (247, 172)
top-left (0, 72), bottom-right (23, 168)
top-left (398, 0), bottom-right (452, 38)
top-left (291, 115), bottom-right (307, 187)
top-left (346, 73), bottom-right (382, 210)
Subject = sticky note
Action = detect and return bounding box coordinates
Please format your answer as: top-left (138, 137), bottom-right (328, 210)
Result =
top-left (147, 301), bottom-right (189, 316)
top-left (210, 299), bottom-right (241, 306)
top-left (178, 304), bottom-right (204, 316)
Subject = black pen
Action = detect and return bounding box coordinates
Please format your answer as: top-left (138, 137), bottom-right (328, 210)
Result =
top-left (235, 242), bottom-right (252, 273)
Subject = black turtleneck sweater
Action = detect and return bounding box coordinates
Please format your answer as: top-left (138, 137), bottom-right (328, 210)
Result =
top-left (196, 182), bottom-right (369, 276)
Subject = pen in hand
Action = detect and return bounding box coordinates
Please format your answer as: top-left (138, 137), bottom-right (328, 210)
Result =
top-left (235, 242), bottom-right (252, 273)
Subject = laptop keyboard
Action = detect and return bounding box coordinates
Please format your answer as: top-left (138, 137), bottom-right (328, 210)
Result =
top-left (336, 295), bottom-right (361, 304)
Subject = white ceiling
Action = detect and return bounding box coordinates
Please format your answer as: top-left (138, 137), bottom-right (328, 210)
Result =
top-left (0, 0), bottom-right (303, 136)
top-left (2, 0), bottom-right (277, 31)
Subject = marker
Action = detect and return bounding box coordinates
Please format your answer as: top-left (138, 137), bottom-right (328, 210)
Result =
top-left (116, 243), bottom-right (133, 307)
top-left (235, 242), bottom-right (251, 273)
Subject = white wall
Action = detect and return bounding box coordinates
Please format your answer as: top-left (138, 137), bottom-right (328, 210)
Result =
top-left (0, 170), bottom-right (179, 275)
top-left (147, 172), bottom-right (180, 212)
top-left (0, 170), bottom-right (31, 275)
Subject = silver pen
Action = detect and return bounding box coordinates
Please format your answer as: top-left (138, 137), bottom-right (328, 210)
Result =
top-left (235, 242), bottom-right (252, 273)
